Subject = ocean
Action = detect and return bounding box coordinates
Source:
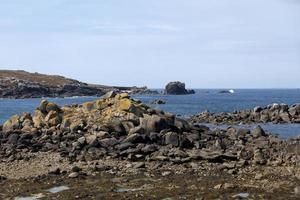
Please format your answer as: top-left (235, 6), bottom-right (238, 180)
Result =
top-left (1, 89), bottom-right (300, 138)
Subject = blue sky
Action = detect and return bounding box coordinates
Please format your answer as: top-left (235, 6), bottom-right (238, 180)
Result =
top-left (0, 0), bottom-right (299, 88)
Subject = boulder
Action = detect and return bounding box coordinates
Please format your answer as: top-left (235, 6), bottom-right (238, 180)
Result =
top-left (140, 115), bottom-right (172, 133)
top-left (102, 91), bottom-right (117, 99)
top-left (251, 125), bottom-right (266, 138)
top-left (165, 132), bottom-right (179, 146)
top-left (165, 81), bottom-right (195, 95)
top-left (3, 115), bottom-right (20, 133)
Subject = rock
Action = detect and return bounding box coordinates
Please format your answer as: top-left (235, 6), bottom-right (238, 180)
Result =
top-left (151, 99), bottom-right (166, 105)
top-left (68, 172), bottom-right (79, 178)
top-left (3, 115), bottom-right (20, 133)
top-left (279, 111), bottom-right (291, 122)
top-left (77, 137), bottom-right (86, 145)
top-left (102, 91), bottom-right (117, 99)
top-left (253, 106), bottom-right (263, 113)
top-left (223, 183), bottom-right (234, 189)
top-left (99, 138), bottom-right (118, 148)
top-left (39, 100), bottom-right (49, 113)
top-left (214, 184), bottom-right (222, 190)
top-left (253, 149), bottom-right (267, 165)
top-left (165, 132), bottom-right (179, 147)
top-left (83, 102), bottom-right (96, 111)
top-left (295, 186), bottom-right (300, 196)
top-left (123, 133), bottom-right (145, 144)
top-left (162, 171), bottom-right (171, 176)
top-left (251, 125), bottom-right (266, 138)
top-left (71, 166), bottom-right (82, 172)
top-left (134, 162), bottom-right (146, 169)
top-left (117, 142), bottom-right (135, 151)
top-left (140, 115), bottom-right (172, 133)
top-left (165, 81), bottom-right (195, 95)
top-left (85, 135), bottom-right (99, 147)
top-left (255, 173), bottom-right (263, 180)
top-left (49, 168), bottom-right (61, 175)
top-left (7, 134), bottom-right (19, 144)
top-left (46, 102), bottom-right (60, 113)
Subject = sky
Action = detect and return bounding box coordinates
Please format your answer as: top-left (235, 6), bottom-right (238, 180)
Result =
top-left (0, 0), bottom-right (299, 88)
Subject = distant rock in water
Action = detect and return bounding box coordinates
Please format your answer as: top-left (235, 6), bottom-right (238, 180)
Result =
top-left (151, 99), bottom-right (166, 104)
top-left (165, 81), bottom-right (195, 95)
top-left (219, 89), bottom-right (235, 94)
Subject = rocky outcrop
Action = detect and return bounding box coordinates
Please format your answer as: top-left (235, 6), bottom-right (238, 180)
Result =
top-left (165, 81), bottom-right (195, 95)
top-left (151, 99), bottom-right (166, 104)
top-left (190, 103), bottom-right (300, 124)
top-left (0, 70), bottom-right (157, 98)
top-left (0, 94), bottom-right (298, 168)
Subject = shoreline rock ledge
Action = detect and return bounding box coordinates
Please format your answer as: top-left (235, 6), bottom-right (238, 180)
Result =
top-left (165, 81), bottom-right (195, 95)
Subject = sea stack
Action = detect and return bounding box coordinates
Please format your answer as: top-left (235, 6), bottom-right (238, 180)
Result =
top-left (165, 81), bottom-right (195, 95)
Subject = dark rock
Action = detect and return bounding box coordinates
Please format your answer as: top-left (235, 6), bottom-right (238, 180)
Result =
top-left (165, 81), bottom-right (195, 95)
top-left (140, 115), bottom-right (172, 133)
top-left (123, 133), bottom-right (145, 144)
top-left (7, 134), bottom-right (19, 145)
top-left (151, 99), bottom-right (166, 104)
top-left (49, 168), bottom-right (61, 175)
top-left (99, 138), bottom-right (118, 148)
top-left (71, 166), bottom-right (82, 172)
top-left (117, 142), bottom-right (135, 151)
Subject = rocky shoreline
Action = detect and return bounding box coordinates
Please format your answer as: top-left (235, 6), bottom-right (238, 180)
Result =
top-left (190, 103), bottom-right (300, 125)
top-left (0, 70), bottom-right (157, 99)
top-left (0, 93), bottom-right (299, 198)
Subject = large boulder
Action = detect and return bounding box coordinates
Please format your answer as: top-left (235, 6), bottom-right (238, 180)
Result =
top-left (165, 81), bottom-right (195, 95)
top-left (3, 115), bottom-right (20, 133)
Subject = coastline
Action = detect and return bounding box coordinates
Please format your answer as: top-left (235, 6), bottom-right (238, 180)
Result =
top-left (0, 93), bottom-right (299, 199)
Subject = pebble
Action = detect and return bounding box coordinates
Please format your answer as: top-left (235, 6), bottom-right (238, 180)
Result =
top-left (255, 173), bottom-right (263, 180)
top-left (214, 184), bottom-right (222, 189)
top-left (68, 172), bottom-right (79, 178)
top-left (162, 171), bottom-right (171, 176)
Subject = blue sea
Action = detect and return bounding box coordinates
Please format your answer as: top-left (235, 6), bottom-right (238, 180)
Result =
top-left (1, 89), bottom-right (300, 138)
